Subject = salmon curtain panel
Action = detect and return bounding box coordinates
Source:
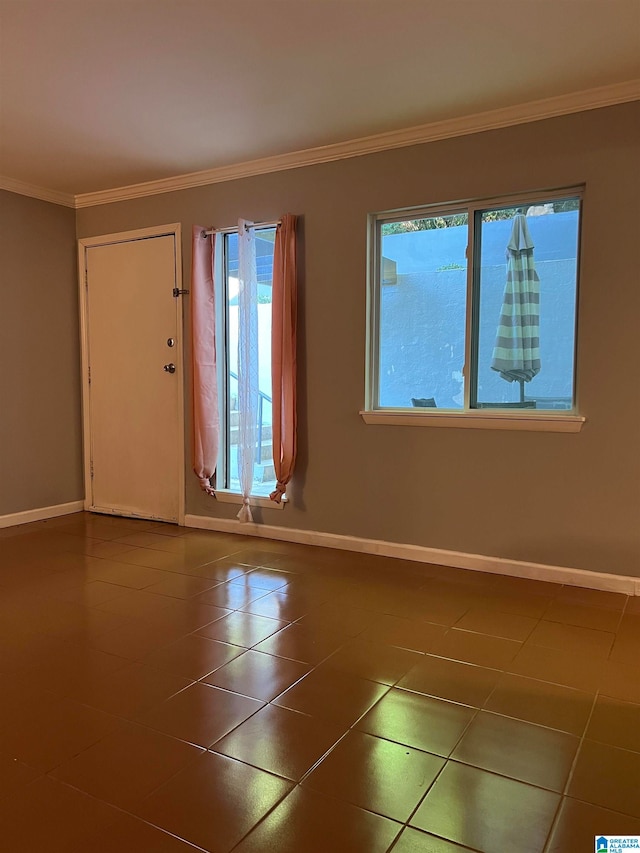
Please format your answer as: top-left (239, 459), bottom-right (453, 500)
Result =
top-left (270, 214), bottom-right (298, 503)
top-left (191, 226), bottom-right (218, 495)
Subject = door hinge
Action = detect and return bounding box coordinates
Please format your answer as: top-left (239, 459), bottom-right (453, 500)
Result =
top-left (90, 461), bottom-right (94, 479)
top-left (172, 288), bottom-right (190, 298)
top-left (88, 366), bottom-right (91, 385)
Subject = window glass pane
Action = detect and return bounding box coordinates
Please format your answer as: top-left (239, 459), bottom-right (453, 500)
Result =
top-left (378, 213), bottom-right (468, 409)
top-left (224, 227), bottom-right (276, 496)
top-left (475, 200), bottom-right (579, 411)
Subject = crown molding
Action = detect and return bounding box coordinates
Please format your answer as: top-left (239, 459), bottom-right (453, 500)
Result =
top-left (0, 176), bottom-right (75, 208)
top-left (74, 79), bottom-right (640, 209)
top-left (4, 80), bottom-right (637, 210)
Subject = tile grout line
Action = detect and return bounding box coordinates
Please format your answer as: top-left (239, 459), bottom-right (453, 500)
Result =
top-left (540, 665), bottom-right (605, 852)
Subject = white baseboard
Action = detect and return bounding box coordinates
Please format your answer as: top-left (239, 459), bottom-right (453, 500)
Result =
top-left (0, 501), bottom-right (84, 529)
top-left (185, 513), bottom-right (640, 596)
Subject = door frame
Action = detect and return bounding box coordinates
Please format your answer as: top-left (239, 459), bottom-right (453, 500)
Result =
top-left (77, 223), bottom-right (185, 524)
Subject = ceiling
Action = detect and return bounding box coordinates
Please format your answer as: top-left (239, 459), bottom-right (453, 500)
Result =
top-left (1, 0), bottom-right (639, 198)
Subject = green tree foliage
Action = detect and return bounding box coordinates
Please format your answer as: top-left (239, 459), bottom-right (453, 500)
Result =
top-left (382, 215), bottom-right (467, 235)
top-left (552, 199), bottom-right (580, 213)
top-left (381, 199), bottom-right (579, 235)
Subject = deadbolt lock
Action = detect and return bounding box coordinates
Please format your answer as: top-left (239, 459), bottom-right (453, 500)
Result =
top-left (167, 338), bottom-right (175, 347)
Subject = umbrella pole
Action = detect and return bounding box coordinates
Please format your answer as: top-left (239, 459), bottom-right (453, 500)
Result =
top-left (519, 378), bottom-right (525, 403)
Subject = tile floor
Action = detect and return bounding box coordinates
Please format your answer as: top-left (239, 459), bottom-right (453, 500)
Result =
top-left (0, 512), bottom-right (639, 852)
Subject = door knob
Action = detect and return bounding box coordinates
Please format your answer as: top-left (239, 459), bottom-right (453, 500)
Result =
top-left (163, 363), bottom-right (176, 374)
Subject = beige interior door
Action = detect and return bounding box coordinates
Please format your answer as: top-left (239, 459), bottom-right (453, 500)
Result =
top-left (82, 230), bottom-right (183, 522)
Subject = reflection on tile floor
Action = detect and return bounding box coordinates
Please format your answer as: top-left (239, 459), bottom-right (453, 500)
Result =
top-left (0, 512), bottom-right (639, 852)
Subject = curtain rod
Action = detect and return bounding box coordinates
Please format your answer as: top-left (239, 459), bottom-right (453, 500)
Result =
top-left (201, 219), bottom-right (281, 238)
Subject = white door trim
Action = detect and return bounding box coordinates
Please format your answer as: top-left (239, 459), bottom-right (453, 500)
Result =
top-left (77, 223), bottom-right (185, 525)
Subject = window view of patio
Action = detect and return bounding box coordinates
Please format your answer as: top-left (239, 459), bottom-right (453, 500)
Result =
top-left (223, 227), bottom-right (277, 497)
top-left (372, 193), bottom-right (581, 413)
top-left (379, 212), bottom-right (469, 409)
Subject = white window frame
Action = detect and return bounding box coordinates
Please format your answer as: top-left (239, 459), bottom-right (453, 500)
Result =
top-left (362, 187), bottom-right (586, 433)
top-left (211, 225), bottom-right (286, 509)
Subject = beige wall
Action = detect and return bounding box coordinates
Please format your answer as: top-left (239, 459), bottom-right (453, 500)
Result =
top-left (1, 191), bottom-right (83, 515)
top-left (76, 102), bottom-right (640, 577)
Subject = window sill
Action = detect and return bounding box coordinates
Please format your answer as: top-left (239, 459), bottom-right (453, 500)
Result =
top-left (359, 410), bottom-right (585, 433)
top-left (213, 490), bottom-right (287, 509)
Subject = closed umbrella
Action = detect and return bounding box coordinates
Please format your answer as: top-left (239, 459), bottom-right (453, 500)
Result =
top-left (490, 212), bottom-right (541, 403)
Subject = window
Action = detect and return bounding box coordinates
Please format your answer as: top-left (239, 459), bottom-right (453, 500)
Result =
top-left (192, 214), bottom-right (297, 510)
top-left (365, 189), bottom-right (583, 428)
top-left (217, 225), bottom-right (277, 497)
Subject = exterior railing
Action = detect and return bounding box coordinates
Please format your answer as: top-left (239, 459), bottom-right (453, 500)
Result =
top-left (229, 371), bottom-right (272, 463)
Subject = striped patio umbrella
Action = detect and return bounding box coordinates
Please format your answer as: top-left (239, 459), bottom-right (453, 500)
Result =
top-left (491, 213), bottom-right (541, 402)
